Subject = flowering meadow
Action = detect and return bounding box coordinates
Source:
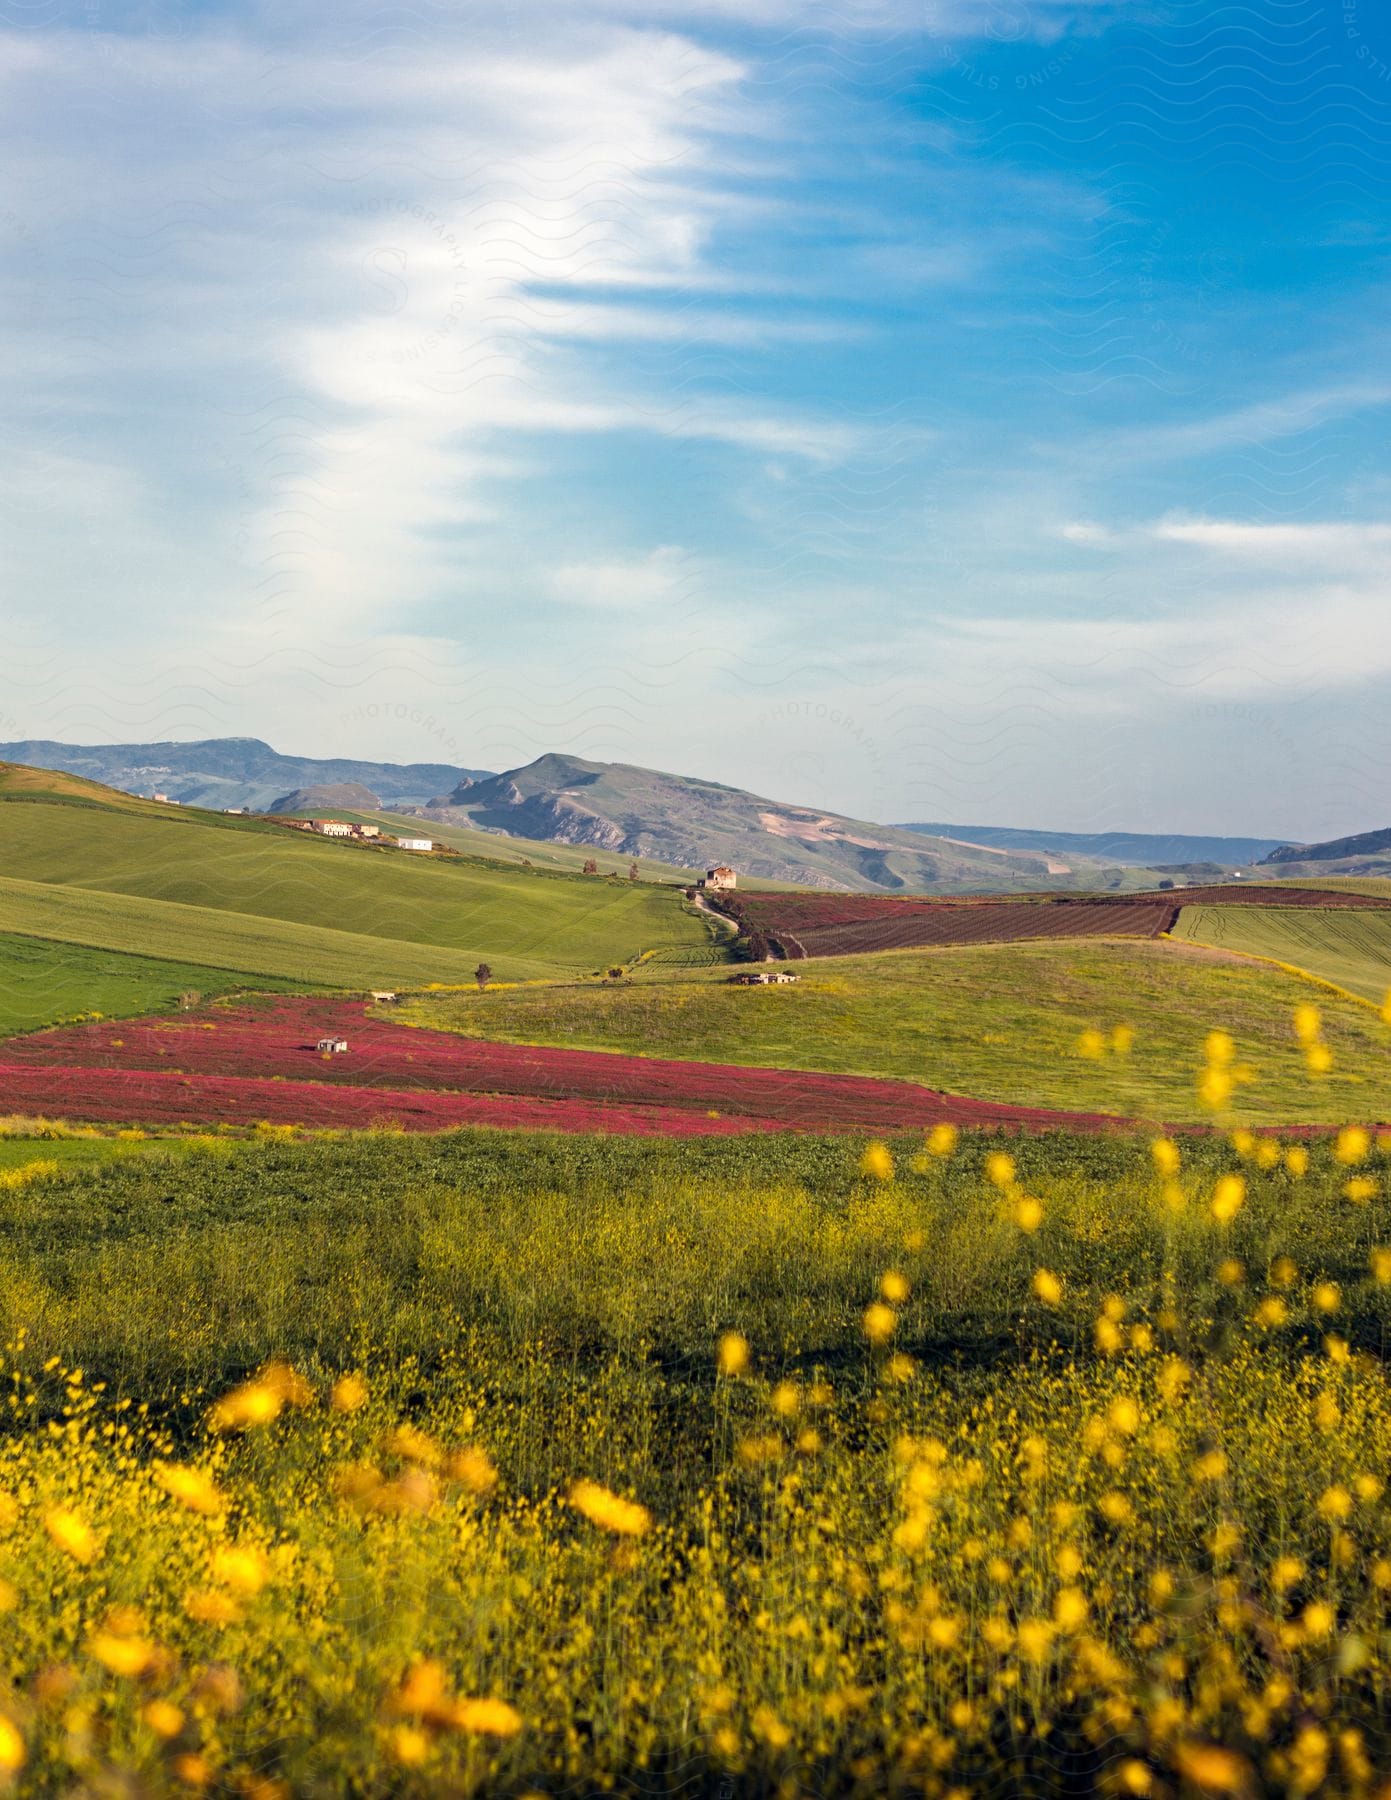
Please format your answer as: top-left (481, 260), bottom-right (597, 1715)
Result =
top-left (0, 999), bottom-right (1127, 1134)
top-left (0, 1097), bottom-right (1388, 1793)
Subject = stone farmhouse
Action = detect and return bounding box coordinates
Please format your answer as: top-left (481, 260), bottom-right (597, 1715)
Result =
top-left (698, 864), bottom-right (737, 891)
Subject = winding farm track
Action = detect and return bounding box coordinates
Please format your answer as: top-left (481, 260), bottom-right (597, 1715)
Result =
top-left (0, 998), bottom-right (1134, 1136)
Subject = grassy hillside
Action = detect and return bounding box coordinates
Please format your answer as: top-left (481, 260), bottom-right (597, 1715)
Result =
top-left (288, 807), bottom-right (711, 884)
top-left (0, 934), bottom-right (311, 1038)
top-left (0, 795), bottom-right (711, 977)
top-left (1172, 903), bottom-right (1391, 1005)
top-left (397, 937), bottom-right (1391, 1124)
top-left (0, 874), bottom-right (596, 988)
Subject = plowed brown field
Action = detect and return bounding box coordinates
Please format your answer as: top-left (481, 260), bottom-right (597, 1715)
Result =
top-left (714, 883), bottom-right (1391, 960)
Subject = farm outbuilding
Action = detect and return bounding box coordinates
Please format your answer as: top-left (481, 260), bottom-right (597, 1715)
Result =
top-left (394, 836), bottom-right (434, 852)
top-left (311, 820), bottom-right (353, 837)
top-left (316, 1036), bottom-right (350, 1053)
top-left (699, 865), bottom-right (737, 890)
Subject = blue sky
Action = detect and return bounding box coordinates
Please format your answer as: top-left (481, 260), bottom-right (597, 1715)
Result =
top-left (4, 0), bottom-right (1391, 836)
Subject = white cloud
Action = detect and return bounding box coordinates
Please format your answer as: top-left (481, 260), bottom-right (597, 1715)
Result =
top-left (1152, 517), bottom-right (1391, 565)
top-left (547, 546), bottom-right (699, 609)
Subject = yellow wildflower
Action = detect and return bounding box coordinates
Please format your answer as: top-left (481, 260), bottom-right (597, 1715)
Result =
top-left (567, 1479), bottom-right (651, 1538)
top-left (985, 1151), bottom-right (1016, 1189)
top-left (88, 1632), bottom-right (155, 1677)
top-left (717, 1332), bottom-right (750, 1377)
top-left (1032, 1268), bottom-right (1062, 1307)
top-left (859, 1141), bottom-right (894, 1181)
top-left (43, 1508), bottom-right (98, 1565)
top-left (453, 1698), bottom-right (523, 1738)
top-left (329, 1373), bottom-right (368, 1413)
top-left (0, 1718), bottom-right (23, 1774)
top-left (209, 1545), bottom-right (269, 1595)
top-left (1210, 1175), bottom-right (1244, 1223)
top-left (208, 1380), bottom-right (282, 1433)
top-left (154, 1464), bottom-right (226, 1517)
top-left (1173, 1741), bottom-right (1251, 1794)
top-left (863, 1302), bottom-right (897, 1343)
top-left (1150, 1138), bottom-right (1181, 1177)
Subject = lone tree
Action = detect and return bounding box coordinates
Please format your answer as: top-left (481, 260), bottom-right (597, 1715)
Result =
top-left (474, 962), bottom-right (492, 990)
top-left (628, 862), bottom-right (639, 881)
top-left (582, 858), bottom-right (598, 876)
top-left (607, 966), bottom-right (624, 981)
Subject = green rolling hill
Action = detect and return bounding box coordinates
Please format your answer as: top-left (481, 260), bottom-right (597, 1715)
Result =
top-left (1171, 904), bottom-right (1391, 1006)
top-left (397, 936), bottom-right (1391, 1125)
top-left (0, 765), bottom-right (717, 1023)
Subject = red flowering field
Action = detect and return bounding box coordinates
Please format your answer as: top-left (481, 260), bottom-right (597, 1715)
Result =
top-left (714, 884), bottom-right (1391, 959)
top-left (0, 997), bottom-right (1126, 1135)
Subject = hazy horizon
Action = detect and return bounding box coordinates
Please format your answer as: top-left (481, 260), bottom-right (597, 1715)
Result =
top-left (6, 0), bottom-right (1390, 840)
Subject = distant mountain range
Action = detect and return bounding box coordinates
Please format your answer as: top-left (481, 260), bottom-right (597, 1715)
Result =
top-left (1265, 826), bottom-right (1391, 865)
top-left (408, 753), bottom-right (1147, 892)
top-left (900, 822), bottom-right (1290, 868)
top-left (0, 738), bottom-right (488, 815)
top-left (11, 736), bottom-right (1364, 894)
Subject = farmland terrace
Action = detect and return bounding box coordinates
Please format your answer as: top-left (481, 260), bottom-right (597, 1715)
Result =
top-left (712, 883), bottom-right (1391, 960)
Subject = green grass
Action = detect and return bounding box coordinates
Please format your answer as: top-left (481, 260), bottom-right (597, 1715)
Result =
top-left (0, 873), bottom-right (577, 988)
top-left (0, 799), bottom-right (712, 980)
top-left (398, 937), bottom-right (1391, 1123)
top-left (1, 1124), bottom-right (1386, 1390)
top-left (0, 1134), bottom-right (202, 1170)
top-left (1172, 904), bottom-right (1391, 1005)
top-left (0, 933), bottom-right (312, 1038)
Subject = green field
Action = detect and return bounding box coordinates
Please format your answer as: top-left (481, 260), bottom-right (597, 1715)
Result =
top-left (400, 937), bottom-right (1391, 1123)
top-left (0, 797), bottom-right (713, 983)
top-left (0, 873), bottom-right (598, 989)
top-left (0, 933), bottom-right (314, 1038)
top-left (1173, 904), bottom-right (1391, 1005)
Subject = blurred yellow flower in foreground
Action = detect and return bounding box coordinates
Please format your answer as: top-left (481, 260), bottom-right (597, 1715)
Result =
top-left (1032, 1269), bottom-right (1062, 1307)
top-left (863, 1303), bottom-right (897, 1343)
top-left (43, 1508), bottom-right (97, 1565)
top-left (860, 1141), bottom-right (894, 1181)
top-left (568, 1479), bottom-right (651, 1538)
top-left (154, 1463), bottom-right (226, 1517)
top-left (0, 1717), bottom-right (23, 1774)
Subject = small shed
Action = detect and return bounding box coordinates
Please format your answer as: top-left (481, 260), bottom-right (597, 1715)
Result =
top-left (316, 1036), bottom-right (349, 1054)
top-left (370, 990), bottom-right (398, 1003)
top-left (699, 864), bottom-right (737, 890)
top-left (394, 836), bottom-right (434, 852)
